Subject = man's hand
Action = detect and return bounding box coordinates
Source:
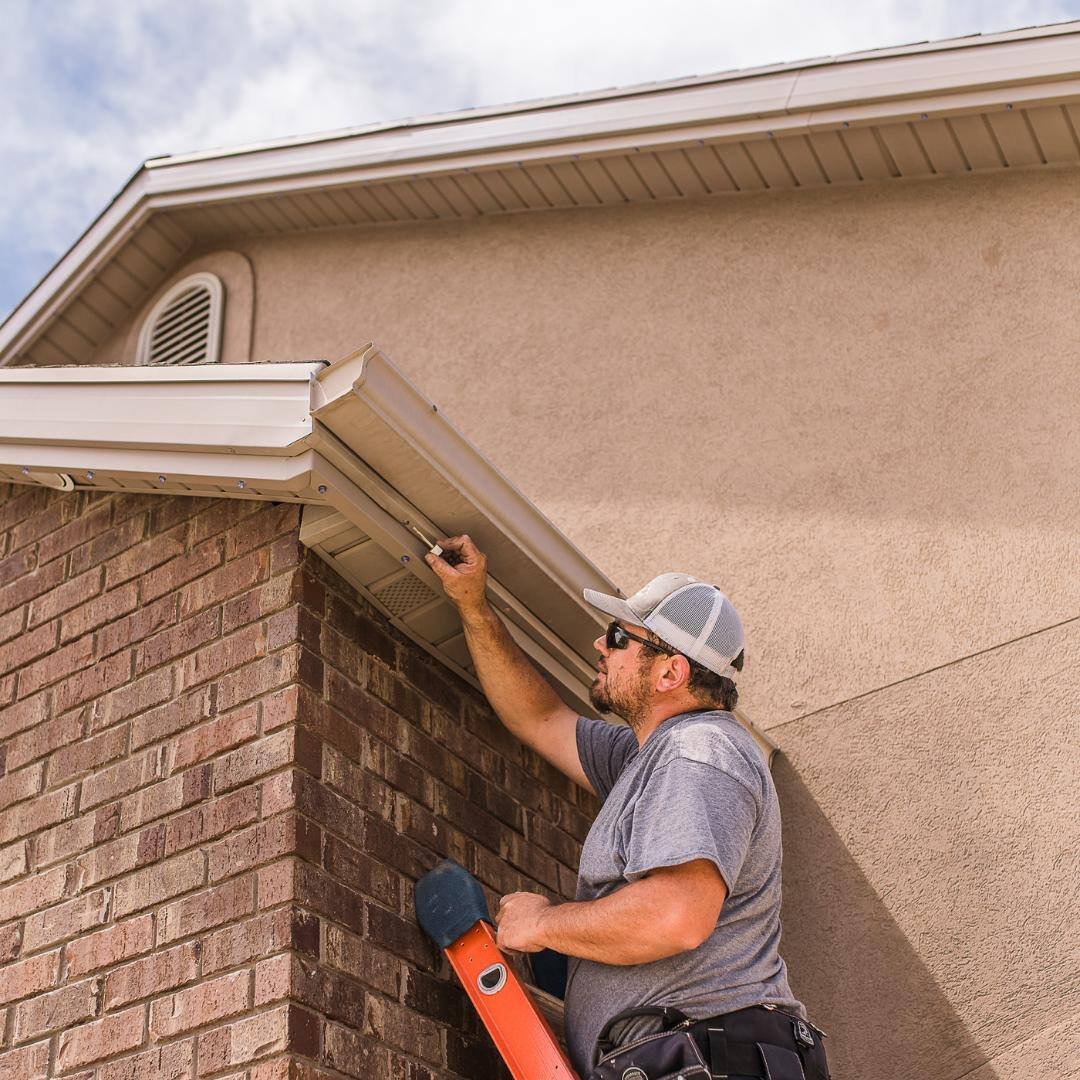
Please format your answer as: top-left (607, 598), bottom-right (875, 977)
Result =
top-left (425, 535), bottom-right (488, 614)
top-left (495, 891), bottom-right (552, 953)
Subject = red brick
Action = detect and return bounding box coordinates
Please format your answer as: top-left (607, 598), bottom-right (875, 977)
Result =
top-left (178, 548), bottom-right (269, 618)
top-left (201, 908), bottom-right (315, 977)
top-left (176, 622), bottom-right (264, 693)
top-left (0, 1040), bottom-right (49, 1080)
top-left (0, 546), bottom-right (34, 591)
top-left (97, 594), bottom-right (179, 662)
top-left (0, 557), bottom-right (63, 618)
top-left (112, 849), bottom-right (204, 919)
top-left (18, 630), bottom-right (94, 698)
top-left (68, 512), bottom-right (145, 577)
top-left (118, 764), bottom-right (210, 833)
top-left (216, 647), bottom-right (301, 712)
top-left (27, 567), bottom-right (102, 629)
top-left (261, 685), bottom-right (299, 733)
top-left (0, 922), bottom-right (19, 964)
top-left (212, 728), bottom-right (295, 796)
top-left (363, 992), bottom-right (442, 1065)
top-left (0, 840), bottom-right (28, 884)
top-left (324, 923), bottom-right (400, 999)
top-left (0, 620), bottom-right (56, 678)
top-left (74, 823), bottom-right (165, 889)
top-left (324, 1019), bottom-right (386, 1080)
top-left (53, 649), bottom-right (132, 714)
top-left (64, 914), bottom-right (154, 978)
top-left (156, 874), bottom-right (256, 947)
top-left (222, 573), bottom-right (296, 635)
top-left (164, 786), bottom-right (259, 858)
top-left (37, 503), bottom-right (111, 566)
top-left (10, 496), bottom-right (71, 553)
top-left (103, 524), bottom-right (186, 589)
top-left (126, 600), bottom-right (211, 676)
top-left (60, 582), bottom-right (139, 644)
top-left (33, 812), bottom-right (97, 868)
top-left (6, 710), bottom-right (83, 772)
top-left (46, 723), bottom-right (127, 785)
top-left (0, 691), bottom-right (50, 740)
top-left (323, 834), bottom-right (400, 910)
top-left (0, 950), bottom-right (58, 1006)
top-left (191, 500), bottom-right (262, 546)
top-left (81, 748), bottom-right (166, 811)
top-left (96, 1039), bottom-right (194, 1080)
top-left (0, 862), bottom-right (66, 922)
top-left (103, 940), bottom-right (199, 1010)
top-left (169, 704), bottom-right (257, 773)
top-left (141, 538), bottom-right (224, 604)
top-left (0, 782), bottom-right (78, 845)
top-left (196, 1003), bottom-right (316, 1075)
top-left (130, 686), bottom-right (212, 750)
top-left (0, 762), bottom-right (43, 809)
top-left (224, 504), bottom-right (298, 560)
top-left (149, 968), bottom-right (250, 1039)
top-left (90, 667), bottom-right (173, 732)
top-left (56, 1004), bottom-right (144, 1071)
top-left (207, 814), bottom-right (320, 883)
top-left (0, 607), bottom-right (23, 648)
top-left (13, 976), bottom-right (99, 1042)
top-left (23, 887), bottom-right (112, 952)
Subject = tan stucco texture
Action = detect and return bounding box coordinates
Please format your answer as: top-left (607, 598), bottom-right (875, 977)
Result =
top-left (212, 166), bottom-right (1078, 731)
top-left (775, 617), bottom-right (1079, 1080)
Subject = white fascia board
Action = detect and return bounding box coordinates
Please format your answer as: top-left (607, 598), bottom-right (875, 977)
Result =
top-left (0, 362), bottom-right (324, 452)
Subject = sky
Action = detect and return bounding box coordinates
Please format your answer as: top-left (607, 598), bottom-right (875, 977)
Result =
top-left (3, 0), bottom-right (1079, 321)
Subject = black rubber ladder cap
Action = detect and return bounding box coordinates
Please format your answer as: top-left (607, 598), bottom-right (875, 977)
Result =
top-left (415, 858), bottom-right (492, 949)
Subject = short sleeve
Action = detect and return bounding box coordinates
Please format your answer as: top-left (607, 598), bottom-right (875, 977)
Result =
top-left (576, 716), bottom-right (637, 800)
top-left (622, 759), bottom-right (759, 893)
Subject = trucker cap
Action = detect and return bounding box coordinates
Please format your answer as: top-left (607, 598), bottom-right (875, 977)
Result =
top-left (583, 573), bottom-right (744, 680)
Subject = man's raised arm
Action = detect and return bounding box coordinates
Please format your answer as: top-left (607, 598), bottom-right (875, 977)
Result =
top-left (425, 536), bottom-right (594, 793)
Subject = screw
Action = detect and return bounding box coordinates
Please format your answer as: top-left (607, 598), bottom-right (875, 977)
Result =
top-left (1006, 103), bottom-right (1013, 110)
top-left (237, 480), bottom-right (246, 490)
top-left (401, 554), bottom-right (411, 564)
top-left (21, 466), bottom-right (29, 475)
top-left (920, 113), bottom-right (928, 120)
top-left (317, 485), bottom-right (327, 495)
top-left (158, 476), bottom-right (166, 485)
top-left (86, 471), bottom-right (95, 481)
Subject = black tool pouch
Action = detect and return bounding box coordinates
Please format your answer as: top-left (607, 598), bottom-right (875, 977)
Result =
top-left (586, 1007), bottom-right (711, 1080)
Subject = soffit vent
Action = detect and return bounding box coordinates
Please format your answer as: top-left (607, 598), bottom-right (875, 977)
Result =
top-left (137, 271), bottom-right (223, 367)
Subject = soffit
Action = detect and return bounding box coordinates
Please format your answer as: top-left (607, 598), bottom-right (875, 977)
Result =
top-left (10, 25), bottom-right (1080, 373)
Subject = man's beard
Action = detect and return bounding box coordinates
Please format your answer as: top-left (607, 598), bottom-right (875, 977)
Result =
top-left (589, 663), bottom-right (652, 730)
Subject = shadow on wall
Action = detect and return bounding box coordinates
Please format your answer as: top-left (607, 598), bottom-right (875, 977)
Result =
top-left (774, 757), bottom-right (984, 1080)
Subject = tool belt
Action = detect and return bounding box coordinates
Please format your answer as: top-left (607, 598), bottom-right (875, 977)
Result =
top-left (587, 1003), bottom-right (831, 1080)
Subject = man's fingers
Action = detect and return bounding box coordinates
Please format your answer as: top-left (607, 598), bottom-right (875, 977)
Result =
top-left (424, 551), bottom-right (453, 579)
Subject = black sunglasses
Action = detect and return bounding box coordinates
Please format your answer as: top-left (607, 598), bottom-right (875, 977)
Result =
top-left (605, 621), bottom-right (678, 656)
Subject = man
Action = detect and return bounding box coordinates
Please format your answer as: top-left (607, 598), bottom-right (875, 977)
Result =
top-left (425, 536), bottom-right (828, 1080)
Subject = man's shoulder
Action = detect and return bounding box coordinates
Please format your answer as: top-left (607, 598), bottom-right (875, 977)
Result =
top-left (651, 711), bottom-right (768, 788)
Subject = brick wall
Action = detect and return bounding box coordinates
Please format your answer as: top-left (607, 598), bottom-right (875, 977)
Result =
top-left (0, 484), bottom-right (594, 1079)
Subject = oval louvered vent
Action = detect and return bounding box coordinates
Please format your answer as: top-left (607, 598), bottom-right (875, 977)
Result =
top-left (137, 272), bottom-right (224, 367)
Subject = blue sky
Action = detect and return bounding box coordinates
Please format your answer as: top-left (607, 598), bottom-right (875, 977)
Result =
top-left (4, 0), bottom-right (1079, 322)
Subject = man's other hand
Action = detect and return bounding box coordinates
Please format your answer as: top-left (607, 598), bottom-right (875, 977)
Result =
top-left (494, 891), bottom-right (551, 953)
top-left (425, 534), bottom-right (488, 613)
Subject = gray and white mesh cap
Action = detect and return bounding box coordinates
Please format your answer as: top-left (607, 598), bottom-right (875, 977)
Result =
top-left (583, 573), bottom-right (745, 680)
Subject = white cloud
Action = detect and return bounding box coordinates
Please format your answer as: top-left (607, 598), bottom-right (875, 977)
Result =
top-left (3, 0), bottom-right (1079, 317)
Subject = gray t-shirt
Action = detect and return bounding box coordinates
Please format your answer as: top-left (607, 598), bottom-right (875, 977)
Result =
top-left (564, 710), bottom-right (804, 1075)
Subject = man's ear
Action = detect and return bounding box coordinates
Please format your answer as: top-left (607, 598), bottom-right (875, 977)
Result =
top-left (655, 653), bottom-right (692, 694)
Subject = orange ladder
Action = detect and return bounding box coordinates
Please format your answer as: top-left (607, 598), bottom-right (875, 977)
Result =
top-left (416, 859), bottom-right (579, 1080)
